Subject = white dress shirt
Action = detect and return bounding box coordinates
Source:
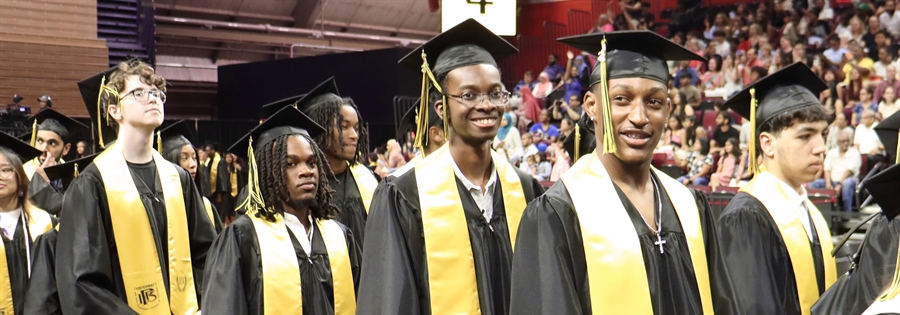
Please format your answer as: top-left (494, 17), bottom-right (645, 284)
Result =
top-left (452, 157), bottom-right (498, 223)
top-left (283, 212), bottom-right (314, 256)
top-left (0, 208), bottom-right (22, 240)
top-left (775, 178), bottom-right (815, 241)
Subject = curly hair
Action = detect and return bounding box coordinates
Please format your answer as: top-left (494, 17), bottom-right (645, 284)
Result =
top-left (99, 60), bottom-right (166, 131)
top-left (305, 96), bottom-right (369, 167)
top-left (254, 133), bottom-right (339, 222)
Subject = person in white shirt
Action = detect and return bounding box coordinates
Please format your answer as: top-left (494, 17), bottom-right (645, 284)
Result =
top-left (854, 109), bottom-right (884, 155)
top-left (512, 132), bottom-right (539, 166)
top-left (826, 112), bottom-right (855, 151)
top-left (822, 36), bottom-right (849, 65)
top-left (712, 30), bottom-right (731, 57)
top-left (808, 130), bottom-right (861, 211)
top-left (879, 0), bottom-right (900, 39)
top-left (878, 86), bottom-right (900, 120)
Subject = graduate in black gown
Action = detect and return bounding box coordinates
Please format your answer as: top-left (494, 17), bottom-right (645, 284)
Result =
top-left (813, 112), bottom-right (900, 315)
top-left (21, 109), bottom-right (88, 215)
top-left (717, 63), bottom-right (837, 314)
top-left (156, 120), bottom-right (223, 232)
top-left (356, 19), bottom-right (543, 315)
top-left (509, 30), bottom-right (739, 315)
top-left (56, 60), bottom-right (216, 314)
top-left (204, 143), bottom-right (233, 223)
top-left (22, 152), bottom-right (97, 315)
top-left (296, 78), bottom-right (379, 247)
top-left (388, 93), bottom-right (445, 178)
top-left (202, 106), bottom-right (361, 315)
top-left (0, 132), bottom-right (55, 315)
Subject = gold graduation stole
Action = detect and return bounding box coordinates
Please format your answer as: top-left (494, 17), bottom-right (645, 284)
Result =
top-left (23, 159), bottom-right (38, 181)
top-left (414, 144), bottom-right (527, 314)
top-left (209, 153), bottom-right (221, 194)
top-left (348, 163), bottom-right (377, 214)
top-left (250, 214), bottom-right (356, 315)
top-left (230, 170), bottom-right (239, 198)
top-left (0, 207), bottom-right (53, 315)
top-left (740, 172), bottom-right (837, 315)
top-left (94, 143), bottom-right (198, 314)
top-left (202, 197), bottom-right (216, 229)
top-left (560, 152), bottom-right (713, 314)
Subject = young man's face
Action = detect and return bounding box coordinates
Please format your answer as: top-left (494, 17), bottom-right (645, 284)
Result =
top-left (522, 133), bottom-right (533, 146)
top-left (113, 75), bottom-right (164, 130)
top-left (283, 135), bottom-right (319, 206)
top-left (34, 130), bottom-right (69, 163)
top-left (438, 64), bottom-right (504, 145)
top-left (569, 95), bottom-right (581, 107)
top-left (680, 76), bottom-right (691, 87)
top-left (325, 104), bottom-right (360, 162)
top-left (764, 119), bottom-right (828, 185)
top-left (584, 77), bottom-right (670, 165)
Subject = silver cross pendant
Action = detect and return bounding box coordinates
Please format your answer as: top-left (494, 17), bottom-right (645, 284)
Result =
top-left (654, 233), bottom-right (667, 254)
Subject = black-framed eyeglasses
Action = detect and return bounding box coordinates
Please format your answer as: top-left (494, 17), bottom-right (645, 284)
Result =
top-left (445, 91), bottom-right (511, 107)
top-left (122, 89), bottom-right (167, 103)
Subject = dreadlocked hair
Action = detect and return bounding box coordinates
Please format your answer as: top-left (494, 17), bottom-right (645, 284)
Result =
top-left (254, 133), bottom-right (339, 222)
top-left (306, 96), bottom-right (369, 166)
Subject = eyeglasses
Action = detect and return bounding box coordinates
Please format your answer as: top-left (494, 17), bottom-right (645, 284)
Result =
top-left (445, 91), bottom-right (511, 107)
top-left (122, 89), bottom-right (167, 103)
top-left (0, 167), bottom-right (16, 179)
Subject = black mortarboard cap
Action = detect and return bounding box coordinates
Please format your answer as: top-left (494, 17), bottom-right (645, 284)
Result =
top-left (0, 131), bottom-right (42, 162)
top-left (398, 18), bottom-right (517, 79)
top-left (875, 111), bottom-right (900, 165)
top-left (396, 97), bottom-right (441, 140)
top-left (259, 94), bottom-right (305, 120)
top-left (228, 106), bottom-right (326, 159)
top-left (78, 63), bottom-right (125, 149)
top-left (24, 109), bottom-right (88, 145)
top-left (155, 120), bottom-right (196, 156)
top-left (44, 153), bottom-right (99, 183)
top-left (295, 77), bottom-right (342, 113)
top-left (563, 117), bottom-right (597, 163)
top-left (557, 30), bottom-right (705, 86)
top-left (722, 62), bottom-right (827, 174)
top-left (862, 163), bottom-right (900, 220)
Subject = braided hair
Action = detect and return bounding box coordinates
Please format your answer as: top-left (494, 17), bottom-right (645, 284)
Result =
top-left (305, 97), bottom-right (369, 167)
top-left (254, 133), bottom-right (339, 222)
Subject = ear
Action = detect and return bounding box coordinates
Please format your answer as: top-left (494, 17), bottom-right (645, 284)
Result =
top-left (108, 104), bottom-right (123, 122)
top-left (62, 143), bottom-right (71, 157)
top-left (435, 99), bottom-right (445, 120)
top-left (758, 131), bottom-right (776, 159)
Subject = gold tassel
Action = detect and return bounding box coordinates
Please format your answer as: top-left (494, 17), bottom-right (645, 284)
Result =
top-left (30, 120), bottom-right (38, 147)
top-left (879, 242), bottom-right (900, 301)
top-left (236, 137), bottom-right (267, 215)
top-left (416, 50), bottom-right (448, 154)
top-left (574, 124), bottom-right (581, 163)
top-left (96, 76), bottom-right (107, 149)
top-left (157, 131), bottom-right (163, 153)
top-left (749, 88), bottom-right (760, 174)
top-left (598, 35), bottom-right (617, 155)
top-left (74, 163), bottom-right (80, 177)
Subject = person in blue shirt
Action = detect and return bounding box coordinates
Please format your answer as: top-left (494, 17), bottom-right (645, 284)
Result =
top-left (529, 109), bottom-right (560, 144)
top-left (513, 70), bottom-right (537, 94)
top-left (673, 60), bottom-right (700, 88)
top-left (543, 53), bottom-right (565, 84)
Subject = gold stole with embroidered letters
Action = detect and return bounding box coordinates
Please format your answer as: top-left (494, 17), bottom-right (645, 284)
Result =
top-left (250, 213), bottom-right (356, 314)
top-left (348, 163), bottom-right (377, 214)
top-left (94, 143), bottom-right (198, 314)
top-left (0, 208), bottom-right (53, 315)
top-left (740, 172), bottom-right (836, 315)
top-left (414, 144), bottom-right (527, 314)
top-left (209, 153), bottom-right (221, 194)
top-left (559, 152), bottom-right (714, 314)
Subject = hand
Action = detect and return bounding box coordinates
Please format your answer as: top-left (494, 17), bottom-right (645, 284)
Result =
top-left (825, 181), bottom-right (833, 190)
top-left (35, 152), bottom-right (56, 183)
top-left (567, 51), bottom-right (575, 60)
top-left (681, 178), bottom-right (690, 185)
top-left (834, 183), bottom-right (842, 193)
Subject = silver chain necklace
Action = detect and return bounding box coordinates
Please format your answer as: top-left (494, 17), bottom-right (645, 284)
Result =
top-left (635, 177), bottom-right (666, 254)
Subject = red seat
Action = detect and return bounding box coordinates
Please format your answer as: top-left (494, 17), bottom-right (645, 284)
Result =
top-left (652, 152), bottom-right (667, 168)
top-left (701, 110), bottom-right (718, 138)
top-left (859, 154), bottom-right (869, 180)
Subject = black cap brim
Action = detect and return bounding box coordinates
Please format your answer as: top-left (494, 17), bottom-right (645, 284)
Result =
top-left (723, 62), bottom-right (828, 124)
top-left (260, 94), bottom-right (305, 120)
top-left (78, 63), bottom-right (126, 147)
top-left (862, 163), bottom-right (900, 220)
top-left (156, 120), bottom-right (196, 154)
top-left (0, 132), bottom-right (42, 162)
top-left (295, 77), bottom-right (342, 113)
top-left (557, 30), bottom-right (704, 61)
top-left (44, 153), bottom-right (100, 182)
top-left (228, 106), bottom-right (326, 159)
top-left (875, 111), bottom-right (900, 161)
top-left (398, 18), bottom-right (517, 73)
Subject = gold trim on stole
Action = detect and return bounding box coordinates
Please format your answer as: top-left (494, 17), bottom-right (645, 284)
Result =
top-left (202, 197), bottom-right (216, 229)
top-left (316, 219), bottom-right (356, 315)
top-left (414, 144), bottom-right (527, 314)
top-left (209, 153), bottom-right (221, 194)
top-left (230, 170), bottom-right (239, 198)
top-left (0, 208), bottom-right (53, 315)
top-left (560, 152), bottom-right (713, 314)
top-left (348, 163), bottom-right (378, 214)
top-left (94, 144), bottom-right (198, 314)
top-left (22, 158), bottom-right (64, 181)
top-left (249, 213), bottom-right (303, 315)
top-left (739, 172), bottom-right (837, 315)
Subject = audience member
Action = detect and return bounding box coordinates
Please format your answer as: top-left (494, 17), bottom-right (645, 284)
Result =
top-left (873, 47), bottom-right (894, 79)
top-left (854, 109), bottom-right (884, 155)
top-left (386, 139), bottom-right (406, 172)
top-left (558, 51), bottom-right (583, 103)
top-left (712, 30), bottom-right (732, 56)
top-left (701, 54), bottom-right (725, 91)
top-left (513, 70), bottom-right (536, 94)
top-left (748, 66), bottom-right (768, 84)
top-left (494, 113), bottom-right (523, 164)
top-left (532, 72), bottom-right (554, 99)
top-left (37, 95), bottom-right (52, 111)
top-left (679, 73), bottom-right (702, 110)
top-left (664, 115), bottom-right (685, 148)
top-left (850, 86), bottom-right (878, 126)
top-left (842, 44), bottom-right (875, 83)
top-left (529, 109), bottom-right (559, 143)
top-left (826, 112), bottom-right (855, 151)
top-left (709, 137), bottom-right (740, 188)
top-left (518, 86), bottom-right (542, 130)
top-left (843, 67), bottom-right (866, 104)
top-left (513, 132), bottom-right (539, 166)
top-left (808, 130), bottom-right (860, 212)
top-left (673, 60), bottom-right (700, 88)
top-left (879, 0), bottom-right (900, 39)
top-left (588, 13), bottom-right (614, 33)
top-left (529, 153), bottom-right (552, 181)
top-left (821, 69), bottom-right (845, 114)
top-left (543, 54), bottom-right (565, 83)
top-left (711, 111), bottom-right (740, 151)
top-left (561, 94), bottom-right (583, 121)
top-left (874, 65), bottom-right (900, 103)
top-left (879, 86), bottom-right (899, 120)
top-left (548, 137), bottom-right (570, 181)
top-left (677, 138), bottom-right (713, 185)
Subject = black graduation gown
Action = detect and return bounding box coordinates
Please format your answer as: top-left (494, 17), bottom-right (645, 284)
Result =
top-left (356, 167), bottom-right (543, 315)
top-left (717, 192), bottom-right (828, 315)
top-left (328, 169), bottom-right (367, 247)
top-left (200, 214), bottom-right (362, 315)
top-left (812, 214), bottom-right (900, 315)
top-left (210, 158), bottom-right (232, 217)
top-left (199, 159), bottom-right (212, 198)
top-left (3, 220), bottom-right (33, 314)
top-left (55, 163), bottom-right (217, 314)
top-left (509, 174), bottom-right (740, 315)
top-left (22, 229), bottom-right (60, 315)
top-left (28, 176), bottom-right (63, 216)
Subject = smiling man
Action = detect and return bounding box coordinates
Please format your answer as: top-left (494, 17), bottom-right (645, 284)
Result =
top-left (202, 106), bottom-right (360, 315)
top-left (509, 30), bottom-right (740, 314)
top-left (298, 77), bottom-right (378, 247)
top-left (356, 19), bottom-right (543, 315)
top-left (20, 109), bottom-right (87, 215)
top-left (717, 62), bottom-right (837, 314)
top-left (55, 60), bottom-right (216, 313)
